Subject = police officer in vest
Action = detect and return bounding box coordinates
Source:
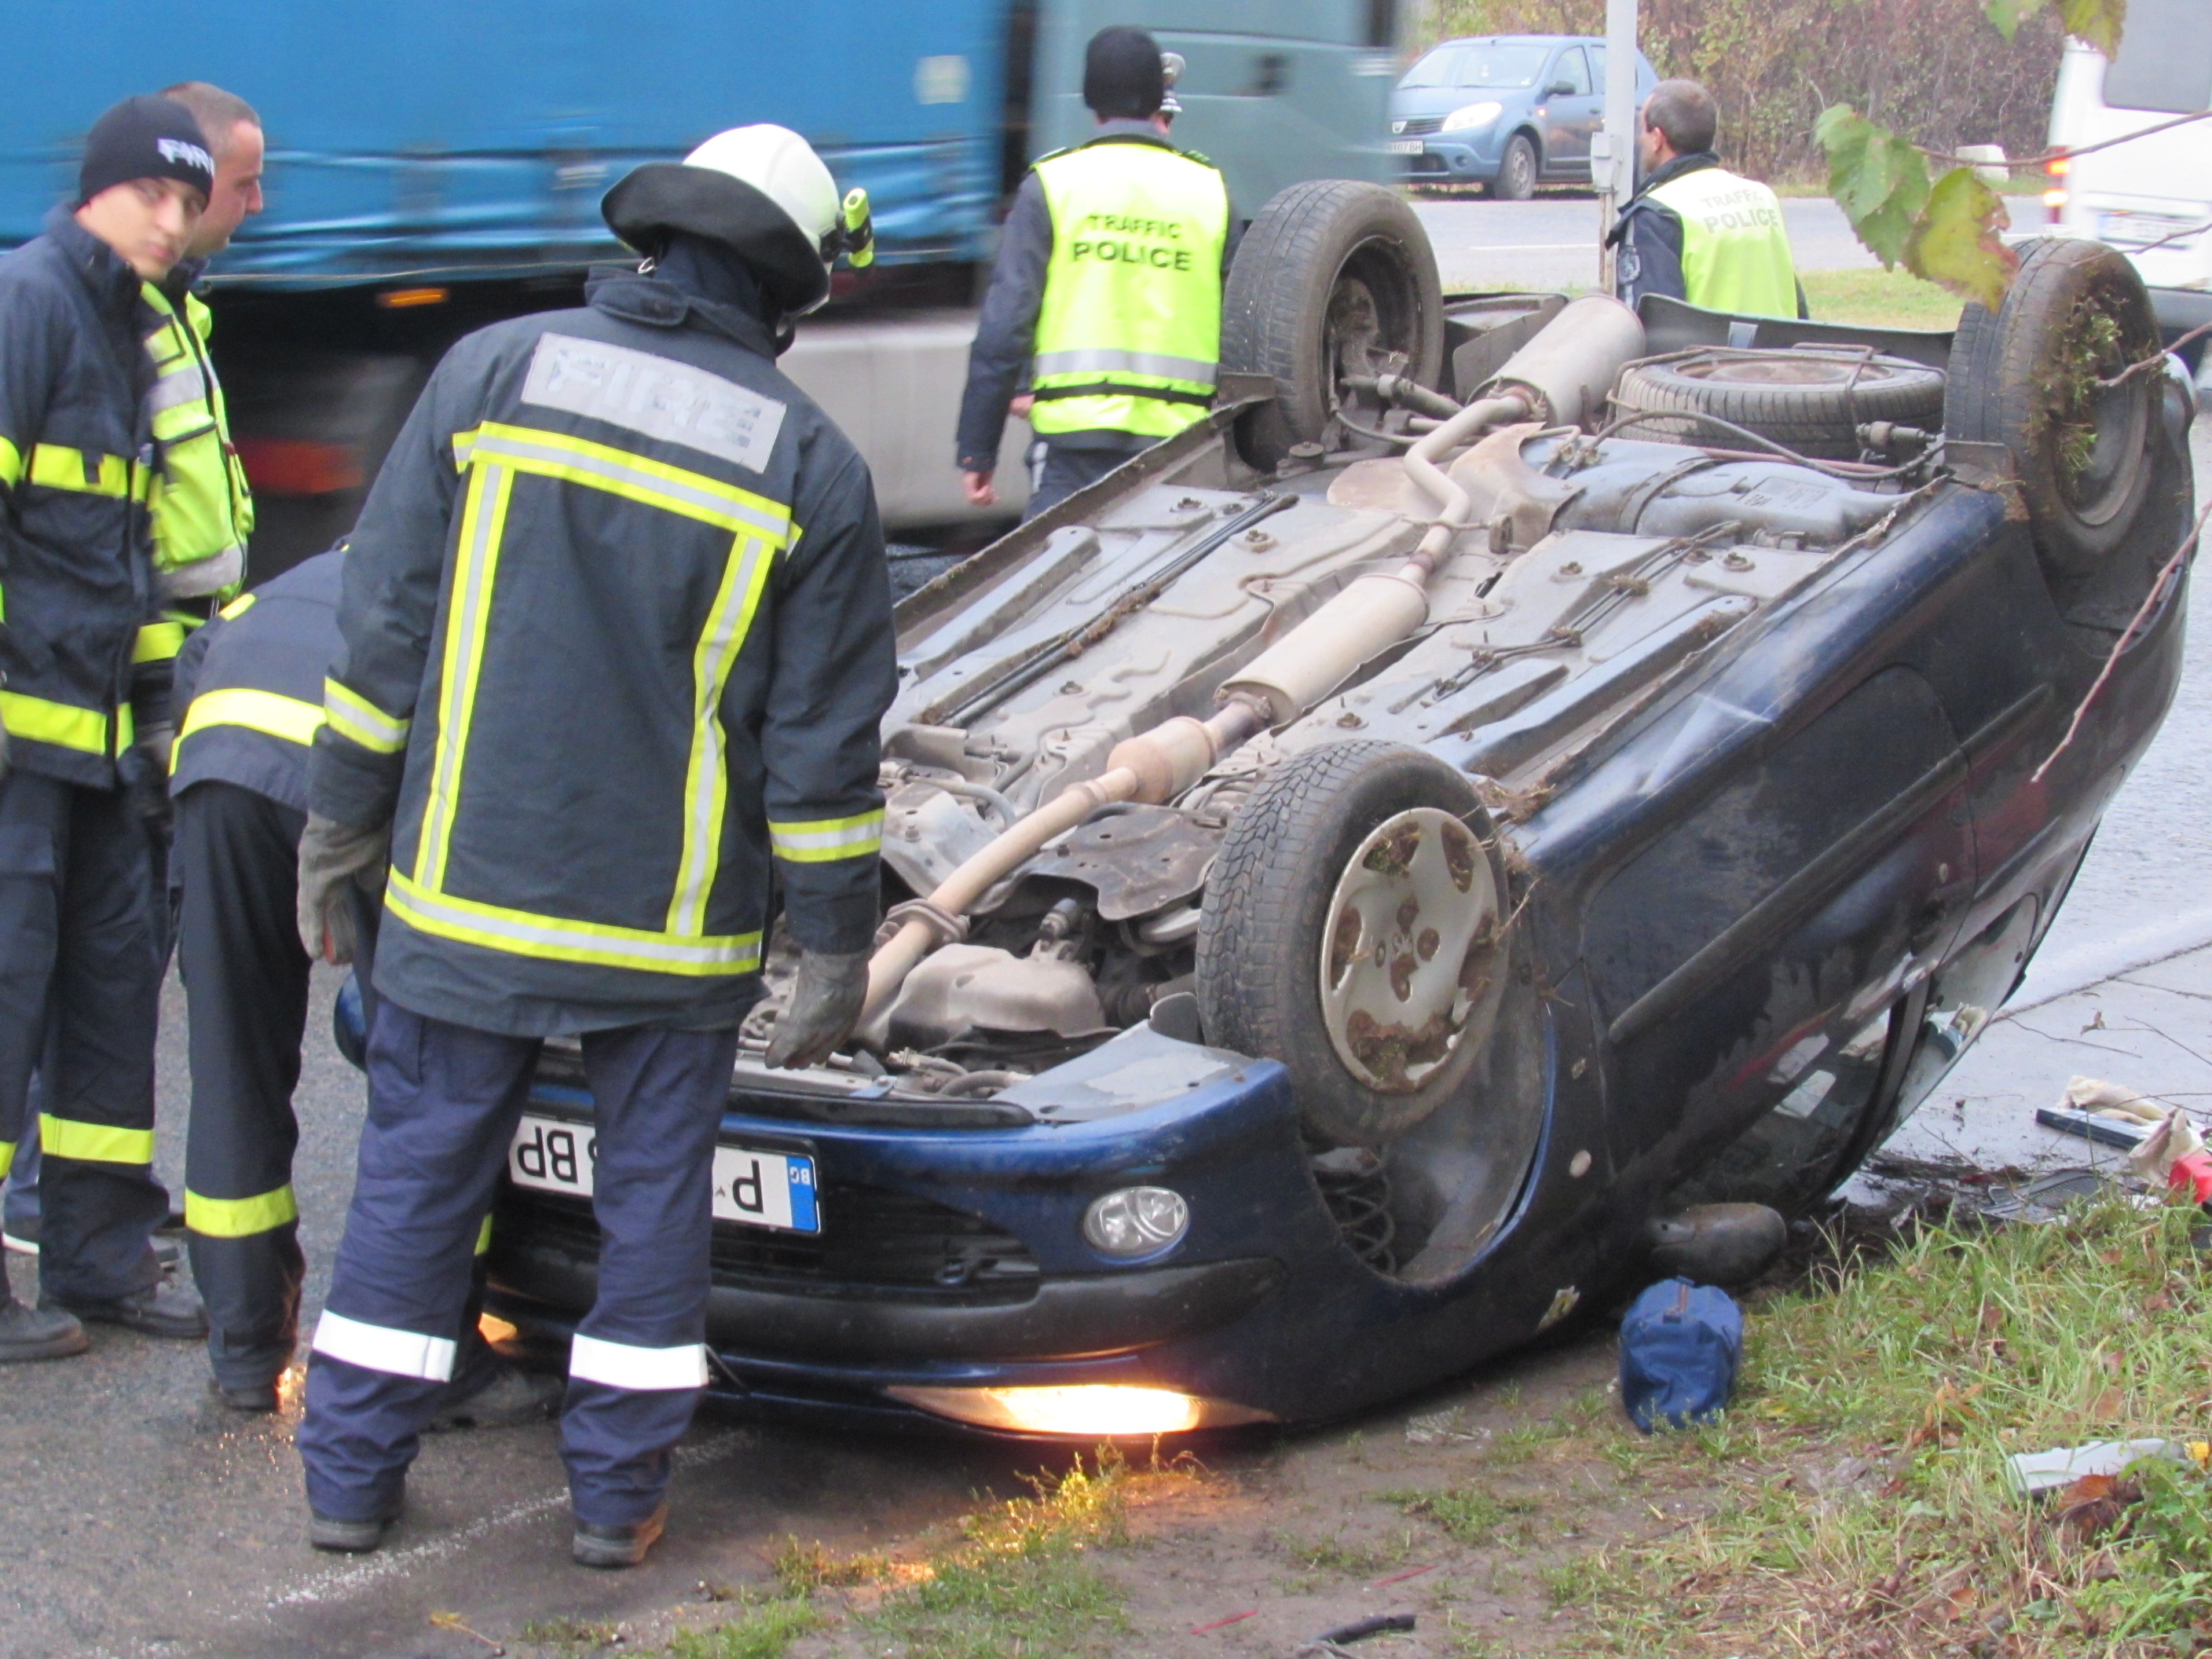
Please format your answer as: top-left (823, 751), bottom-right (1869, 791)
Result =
top-left (292, 126), bottom-right (894, 1565)
top-left (172, 548), bottom-right (562, 1427)
top-left (1609, 79), bottom-right (1805, 320)
top-left (957, 26), bottom-right (1236, 520)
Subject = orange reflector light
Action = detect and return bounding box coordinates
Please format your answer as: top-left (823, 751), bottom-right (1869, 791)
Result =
top-left (234, 438), bottom-right (365, 496)
top-left (378, 286), bottom-right (449, 309)
top-left (2045, 155), bottom-right (2071, 177)
top-left (477, 1313), bottom-right (518, 1345)
top-left (2043, 189), bottom-right (2068, 210)
top-left (885, 1383), bottom-right (1275, 1437)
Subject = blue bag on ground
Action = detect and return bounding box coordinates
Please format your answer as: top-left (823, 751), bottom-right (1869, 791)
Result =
top-left (1619, 1277), bottom-right (1743, 1433)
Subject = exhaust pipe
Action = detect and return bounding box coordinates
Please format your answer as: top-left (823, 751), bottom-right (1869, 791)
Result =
top-left (856, 298), bottom-right (1647, 1029)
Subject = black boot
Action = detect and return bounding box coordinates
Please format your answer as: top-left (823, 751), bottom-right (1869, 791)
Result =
top-left (45, 1281), bottom-right (207, 1339)
top-left (0, 1291), bottom-right (87, 1362)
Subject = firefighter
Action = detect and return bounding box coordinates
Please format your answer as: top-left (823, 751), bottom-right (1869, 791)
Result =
top-left (956, 26), bottom-right (1236, 520)
top-left (1608, 79), bottom-right (1805, 319)
top-left (171, 548), bottom-right (562, 1428)
top-left (0, 95), bottom-right (220, 1359)
top-left (293, 126), bottom-right (894, 1566)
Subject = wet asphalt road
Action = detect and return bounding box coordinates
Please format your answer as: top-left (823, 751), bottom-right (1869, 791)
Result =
top-left (2, 346), bottom-right (2202, 1659)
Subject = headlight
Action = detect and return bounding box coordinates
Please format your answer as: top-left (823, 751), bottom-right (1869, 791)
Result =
top-left (885, 1383), bottom-right (1275, 1436)
top-left (1440, 101), bottom-right (1503, 134)
top-left (1081, 1186), bottom-right (1189, 1255)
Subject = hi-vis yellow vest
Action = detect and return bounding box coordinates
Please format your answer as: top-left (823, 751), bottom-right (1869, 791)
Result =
top-left (1031, 140), bottom-right (1229, 441)
top-left (1646, 167), bottom-right (1798, 318)
top-left (143, 284), bottom-right (253, 597)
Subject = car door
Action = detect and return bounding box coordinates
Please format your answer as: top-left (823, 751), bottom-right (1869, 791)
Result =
top-left (1537, 46), bottom-right (1597, 178)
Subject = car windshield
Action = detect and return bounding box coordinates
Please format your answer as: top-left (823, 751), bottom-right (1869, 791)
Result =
top-left (1398, 42), bottom-right (1550, 90)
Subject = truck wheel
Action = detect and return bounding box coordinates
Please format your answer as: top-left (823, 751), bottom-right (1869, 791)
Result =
top-left (1944, 237), bottom-right (2162, 584)
top-left (1613, 349), bottom-right (1946, 460)
top-left (1221, 180), bottom-right (1445, 471)
top-left (1492, 135), bottom-right (1538, 201)
top-left (1197, 742), bottom-right (1512, 1147)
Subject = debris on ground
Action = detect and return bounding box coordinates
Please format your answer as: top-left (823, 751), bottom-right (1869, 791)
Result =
top-left (1619, 1278), bottom-right (1741, 1433)
top-left (1297, 1611), bottom-right (1418, 1655)
top-left (1401, 1406), bottom-right (1490, 1446)
top-left (2004, 1438), bottom-right (2211, 1496)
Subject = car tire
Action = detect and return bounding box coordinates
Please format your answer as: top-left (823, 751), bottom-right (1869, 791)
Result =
top-left (1491, 134), bottom-right (1537, 201)
top-left (1221, 180), bottom-right (1445, 471)
top-left (1613, 349), bottom-right (1947, 460)
top-left (1944, 236), bottom-right (2163, 584)
top-left (1196, 742), bottom-right (1512, 1148)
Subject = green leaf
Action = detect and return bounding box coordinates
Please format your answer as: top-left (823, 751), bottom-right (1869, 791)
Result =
top-left (1983, 0), bottom-right (2031, 40)
top-left (1817, 104), bottom-right (1932, 269)
top-left (2056, 0), bottom-right (2126, 55)
top-left (1903, 167), bottom-right (2020, 313)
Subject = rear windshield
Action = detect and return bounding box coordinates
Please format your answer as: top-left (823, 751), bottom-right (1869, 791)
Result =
top-left (2104, 0), bottom-right (2212, 113)
top-left (1398, 42), bottom-right (1550, 90)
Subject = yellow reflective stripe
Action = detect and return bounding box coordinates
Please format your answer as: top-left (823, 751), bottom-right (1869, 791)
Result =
top-left (453, 422), bottom-right (792, 546)
top-left (185, 1185), bottom-right (298, 1238)
top-left (0, 690), bottom-right (108, 755)
top-left (0, 436), bottom-right (20, 489)
top-left (116, 702), bottom-right (134, 752)
top-left (40, 1114), bottom-right (152, 1165)
top-left (180, 687), bottom-right (327, 746)
top-left (474, 1214), bottom-right (493, 1255)
top-left (218, 590), bottom-right (257, 621)
top-left (416, 463), bottom-right (514, 891)
top-left (0, 1141), bottom-right (14, 1182)
top-left (133, 621), bottom-right (186, 665)
top-left (768, 808), bottom-right (886, 864)
top-left (388, 867), bottom-right (762, 976)
top-left (668, 532), bottom-right (778, 935)
top-left (323, 677), bottom-right (410, 755)
top-left (27, 444), bottom-right (141, 500)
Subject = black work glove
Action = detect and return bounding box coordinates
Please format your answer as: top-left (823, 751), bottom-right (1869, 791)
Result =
top-left (297, 812), bottom-right (390, 965)
top-left (764, 949), bottom-right (870, 1070)
top-left (119, 722), bottom-right (174, 825)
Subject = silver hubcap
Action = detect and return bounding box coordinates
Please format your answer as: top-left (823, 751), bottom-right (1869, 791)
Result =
top-left (1319, 808), bottom-right (1503, 1093)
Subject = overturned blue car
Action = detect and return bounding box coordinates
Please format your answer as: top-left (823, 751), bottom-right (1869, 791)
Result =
top-left (472, 186), bottom-right (2199, 1437)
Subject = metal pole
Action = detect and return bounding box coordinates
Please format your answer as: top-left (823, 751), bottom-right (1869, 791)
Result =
top-left (1596, 0), bottom-right (1639, 295)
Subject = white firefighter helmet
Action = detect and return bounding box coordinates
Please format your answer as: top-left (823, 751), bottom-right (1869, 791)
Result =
top-left (602, 123), bottom-right (866, 317)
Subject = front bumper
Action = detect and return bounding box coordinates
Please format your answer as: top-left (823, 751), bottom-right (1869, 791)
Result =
top-left (1399, 134), bottom-right (1504, 181)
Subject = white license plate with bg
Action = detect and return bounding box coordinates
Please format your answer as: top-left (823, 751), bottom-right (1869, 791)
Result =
top-left (507, 1112), bottom-right (821, 1232)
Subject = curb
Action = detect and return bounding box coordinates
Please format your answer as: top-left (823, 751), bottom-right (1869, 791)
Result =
top-left (2009, 902), bottom-right (2212, 1013)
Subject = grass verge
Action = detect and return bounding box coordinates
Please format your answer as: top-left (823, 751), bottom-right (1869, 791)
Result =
top-left (660, 1447), bottom-right (1196, 1659)
top-left (1800, 266), bottom-right (1965, 331)
top-left (1584, 1196), bottom-right (2212, 1657)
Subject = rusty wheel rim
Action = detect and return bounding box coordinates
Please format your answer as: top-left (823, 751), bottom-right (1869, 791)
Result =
top-left (1319, 807), bottom-right (1503, 1094)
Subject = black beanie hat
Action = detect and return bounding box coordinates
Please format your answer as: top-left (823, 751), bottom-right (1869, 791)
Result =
top-left (79, 95), bottom-right (215, 207)
top-left (1083, 26), bottom-right (1166, 120)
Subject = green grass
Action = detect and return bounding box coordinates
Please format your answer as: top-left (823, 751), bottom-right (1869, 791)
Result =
top-left (1383, 1485), bottom-right (1541, 1547)
top-left (665, 1597), bottom-right (822, 1659)
top-left (1584, 1196), bottom-right (2212, 1658)
top-left (1800, 266), bottom-right (1965, 331)
top-left (518, 1617), bottom-right (622, 1656)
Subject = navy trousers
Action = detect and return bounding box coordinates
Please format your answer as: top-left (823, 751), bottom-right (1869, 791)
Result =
top-left (0, 772), bottom-right (167, 1302)
top-left (297, 1002), bottom-right (740, 1525)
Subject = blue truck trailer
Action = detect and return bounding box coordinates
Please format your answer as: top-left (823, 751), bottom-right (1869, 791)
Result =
top-left (6, 0), bottom-right (1401, 563)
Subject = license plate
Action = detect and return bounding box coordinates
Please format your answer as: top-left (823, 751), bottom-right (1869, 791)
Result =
top-left (1388, 138), bottom-right (1424, 156)
top-left (507, 1113), bottom-right (822, 1232)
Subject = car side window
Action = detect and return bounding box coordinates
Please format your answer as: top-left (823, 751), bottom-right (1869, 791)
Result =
top-left (1553, 47), bottom-right (1592, 96)
top-left (1586, 44), bottom-right (1606, 87)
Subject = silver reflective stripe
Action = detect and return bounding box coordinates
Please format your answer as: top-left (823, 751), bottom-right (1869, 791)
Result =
top-left (465, 427), bottom-right (791, 543)
top-left (1033, 347), bottom-right (1218, 385)
top-left (311, 1310), bottom-right (457, 1381)
top-left (569, 1332), bottom-right (709, 1391)
top-left (668, 533), bottom-right (777, 936)
top-left (387, 870), bottom-right (764, 971)
top-left (148, 361), bottom-right (211, 416)
top-left (521, 331), bottom-right (788, 474)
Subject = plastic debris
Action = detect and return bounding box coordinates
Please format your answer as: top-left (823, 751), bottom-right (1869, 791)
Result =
top-left (1188, 1610), bottom-right (1258, 1634)
top-left (2003, 1438), bottom-right (2211, 1497)
top-left (1619, 1278), bottom-right (1741, 1433)
top-left (1403, 1407), bottom-right (1489, 1446)
top-left (1298, 1613), bottom-right (1419, 1656)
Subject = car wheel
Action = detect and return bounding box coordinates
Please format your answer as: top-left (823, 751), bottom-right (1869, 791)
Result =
top-left (1944, 236), bottom-right (2163, 584)
top-left (1491, 134), bottom-right (1537, 201)
top-left (1221, 180), bottom-right (1445, 471)
top-left (1613, 349), bottom-right (1947, 460)
top-left (1196, 742), bottom-right (1513, 1148)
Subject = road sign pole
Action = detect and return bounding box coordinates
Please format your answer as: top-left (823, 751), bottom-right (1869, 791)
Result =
top-left (1597, 0), bottom-right (1639, 293)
